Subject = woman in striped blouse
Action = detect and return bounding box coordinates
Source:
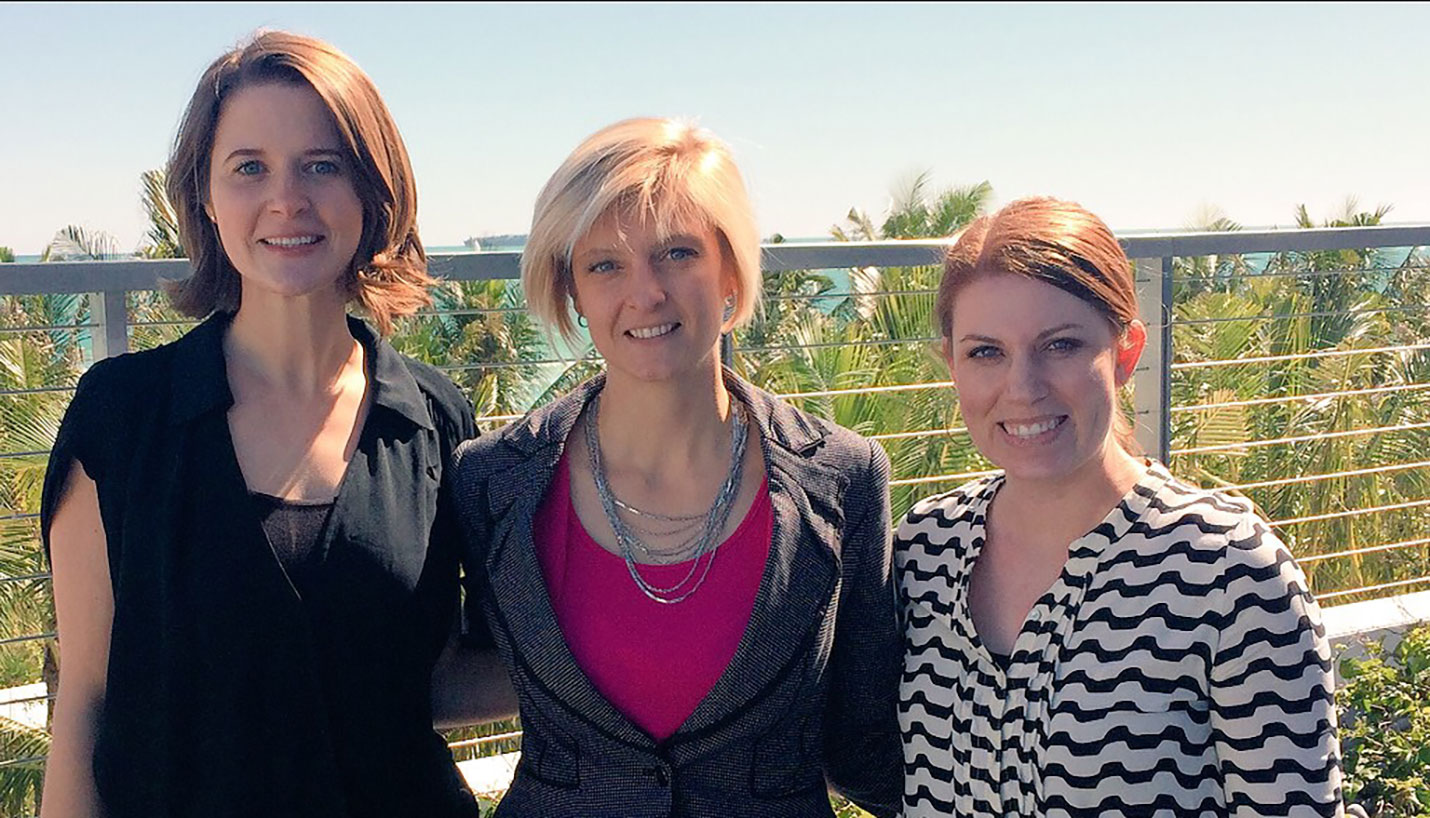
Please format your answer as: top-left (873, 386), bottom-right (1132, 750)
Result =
top-left (896, 198), bottom-right (1343, 816)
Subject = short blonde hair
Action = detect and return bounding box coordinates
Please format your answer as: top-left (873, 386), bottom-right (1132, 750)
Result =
top-left (522, 118), bottom-right (762, 343)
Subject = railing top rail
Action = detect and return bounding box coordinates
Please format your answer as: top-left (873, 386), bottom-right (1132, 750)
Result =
top-left (3, 225), bottom-right (1427, 295)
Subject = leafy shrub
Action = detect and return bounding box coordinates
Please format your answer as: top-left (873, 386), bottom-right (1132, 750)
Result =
top-left (1339, 624), bottom-right (1430, 816)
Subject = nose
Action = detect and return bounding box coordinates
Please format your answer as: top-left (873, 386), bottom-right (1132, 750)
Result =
top-left (266, 167), bottom-right (311, 217)
top-left (624, 258), bottom-right (668, 311)
top-left (1003, 351), bottom-right (1049, 404)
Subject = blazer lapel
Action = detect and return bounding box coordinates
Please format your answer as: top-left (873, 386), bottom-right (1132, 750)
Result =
top-left (482, 378), bottom-right (657, 748)
top-left (675, 377), bottom-right (845, 739)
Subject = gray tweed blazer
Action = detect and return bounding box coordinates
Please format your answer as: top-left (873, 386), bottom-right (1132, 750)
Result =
top-left (448, 372), bottom-right (903, 818)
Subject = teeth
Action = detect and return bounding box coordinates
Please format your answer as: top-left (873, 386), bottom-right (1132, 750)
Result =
top-left (629, 323), bottom-right (676, 339)
top-left (263, 236), bottom-right (320, 247)
top-left (1005, 417), bottom-right (1062, 438)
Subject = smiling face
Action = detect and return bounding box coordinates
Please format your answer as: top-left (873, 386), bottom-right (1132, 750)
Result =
top-left (946, 272), bottom-right (1145, 485)
top-left (205, 81), bottom-right (363, 305)
top-left (569, 207), bottom-right (735, 385)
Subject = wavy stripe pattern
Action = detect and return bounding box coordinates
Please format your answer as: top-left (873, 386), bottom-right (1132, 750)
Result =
top-left (896, 462), bottom-right (1344, 817)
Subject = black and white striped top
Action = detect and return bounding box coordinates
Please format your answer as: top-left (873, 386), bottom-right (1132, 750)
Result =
top-left (896, 462), bottom-right (1343, 817)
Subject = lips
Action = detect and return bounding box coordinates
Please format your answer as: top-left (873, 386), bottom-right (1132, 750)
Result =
top-left (260, 235), bottom-right (323, 247)
top-left (627, 322), bottom-right (678, 339)
top-left (999, 415), bottom-right (1067, 440)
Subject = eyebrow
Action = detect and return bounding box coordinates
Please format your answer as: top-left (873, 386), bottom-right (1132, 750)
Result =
top-left (219, 147), bottom-right (344, 163)
top-left (956, 323), bottom-right (1086, 344)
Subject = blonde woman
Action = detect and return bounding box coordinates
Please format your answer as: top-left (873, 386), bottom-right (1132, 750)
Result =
top-left (436, 118), bottom-right (903, 817)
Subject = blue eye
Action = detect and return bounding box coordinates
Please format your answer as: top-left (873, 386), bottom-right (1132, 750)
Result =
top-left (967, 345), bottom-right (1001, 360)
top-left (666, 246), bottom-right (698, 262)
top-left (1046, 337), bottom-right (1083, 353)
top-left (235, 160), bottom-right (264, 176)
top-left (308, 159), bottom-right (341, 175)
top-left (586, 259), bottom-right (617, 274)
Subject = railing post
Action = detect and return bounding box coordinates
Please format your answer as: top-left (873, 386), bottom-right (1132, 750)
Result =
top-left (90, 289), bottom-right (129, 360)
top-left (1132, 256), bottom-right (1173, 462)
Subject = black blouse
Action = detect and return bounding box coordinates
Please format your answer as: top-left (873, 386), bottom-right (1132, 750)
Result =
top-left (40, 313), bottom-right (480, 818)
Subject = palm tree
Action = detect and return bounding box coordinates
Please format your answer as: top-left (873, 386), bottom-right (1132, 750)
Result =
top-left (0, 249), bottom-right (14, 264)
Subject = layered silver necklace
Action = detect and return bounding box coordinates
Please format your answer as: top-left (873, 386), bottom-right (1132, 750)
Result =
top-left (584, 392), bottom-right (749, 604)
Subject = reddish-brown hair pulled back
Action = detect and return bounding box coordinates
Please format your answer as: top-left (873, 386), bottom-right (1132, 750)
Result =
top-left (163, 30), bottom-right (431, 336)
top-left (935, 197), bottom-right (1143, 453)
top-left (934, 197), bottom-right (1138, 340)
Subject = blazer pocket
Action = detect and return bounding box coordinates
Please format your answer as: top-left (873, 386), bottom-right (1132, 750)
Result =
top-left (750, 712), bottom-right (824, 799)
top-left (517, 726), bottom-right (581, 789)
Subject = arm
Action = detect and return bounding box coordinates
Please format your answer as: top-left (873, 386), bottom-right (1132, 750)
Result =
top-left (822, 439), bottom-right (903, 818)
top-left (431, 633), bottom-right (517, 729)
top-left (40, 463), bottom-right (113, 818)
top-left (1210, 520), bottom-right (1343, 817)
top-left (430, 439), bottom-right (518, 728)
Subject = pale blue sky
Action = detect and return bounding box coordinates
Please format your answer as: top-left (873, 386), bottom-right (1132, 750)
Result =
top-left (4, 2), bottom-right (1428, 255)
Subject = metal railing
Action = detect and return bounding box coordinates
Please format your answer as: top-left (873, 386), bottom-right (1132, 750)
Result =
top-left (1, 224), bottom-right (1428, 782)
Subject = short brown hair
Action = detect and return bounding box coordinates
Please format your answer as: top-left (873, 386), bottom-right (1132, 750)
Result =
top-left (934, 197), bottom-right (1137, 340)
top-left (164, 30), bottom-right (430, 335)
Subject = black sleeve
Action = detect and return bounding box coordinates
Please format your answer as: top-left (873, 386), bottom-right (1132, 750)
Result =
top-left (39, 360), bottom-right (117, 565)
top-left (448, 440), bottom-right (497, 650)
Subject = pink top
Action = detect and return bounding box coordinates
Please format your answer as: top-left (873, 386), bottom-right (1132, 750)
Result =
top-left (534, 450), bottom-right (773, 742)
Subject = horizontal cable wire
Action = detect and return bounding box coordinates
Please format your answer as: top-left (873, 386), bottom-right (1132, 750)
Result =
top-left (869, 426), bottom-right (968, 442)
top-left (890, 468), bottom-right (1000, 488)
top-left (1172, 382), bottom-right (1430, 413)
top-left (0, 755), bottom-right (46, 770)
top-left (1171, 420), bottom-right (1430, 456)
top-left (736, 336), bottom-right (939, 355)
top-left (1172, 264), bottom-right (1430, 282)
top-left (774, 381), bottom-right (955, 401)
top-left (1272, 497), bottom-right (1430, 527)
top-left (761, 288), bottom-right (938, 303)
top-left (0, 513), bottom-right (39, 522)
top-left (1172, 304), bottom-right (1424, 326)
top-left (1317, 574), bottom-right (1430, 602)
top-left (0, 323), bottom-right (94, 333)
top-left (0, 573), bottom-right (51, 585)
top-left (1206, 460), bottom-right (1430, 492)
top-left (1172, 342), bottom-right (1430, 370)
top-left (477, 414), bottom-right (524, 425)
top-left (0, 450), bottom-right (52, 460)
top-left (0, 385), bottom-right (77, 397)
top-left (0, 631), bottom-right (54, 647)
top-left (1299, 537), bottom-right (1430, 565)
top-left (446, 730), bottom-right (523, 751)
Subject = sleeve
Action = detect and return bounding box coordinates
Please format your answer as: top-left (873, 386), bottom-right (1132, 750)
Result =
top-left (1210, 517), bottom-right (1344, 817)
top-left (447, 440), bottom-right (497, 650)
top-left (39, 361), bottom-right (115, 563)
top-left (822, 438), bottom-right (904, 818)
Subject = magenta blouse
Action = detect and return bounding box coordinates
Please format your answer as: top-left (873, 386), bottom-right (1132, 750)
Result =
top-left (534, 451), bottom-right (773, 742)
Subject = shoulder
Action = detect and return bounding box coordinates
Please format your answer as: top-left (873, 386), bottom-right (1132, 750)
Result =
top-left (66, 340), bottom-right (182, 428)
top-left (741, 379), bottom-right (881, 471)
top-left (896, 474), bottom-right (998, 544)
top-left (393, 352), bottom-right (476, 440)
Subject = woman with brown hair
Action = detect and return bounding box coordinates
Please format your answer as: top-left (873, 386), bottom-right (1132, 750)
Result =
top-left (897, 198), bottom-right (1343, 816)
top-left (40, 31), bottom-right (481, 817)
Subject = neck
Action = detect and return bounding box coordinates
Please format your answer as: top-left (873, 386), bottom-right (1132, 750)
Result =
top-left (995, 441), bottom-right (1147, 532)
top-left (225, 284), bottom-right (359, 397)
top-left (595, 360), bottom-right (733, 473)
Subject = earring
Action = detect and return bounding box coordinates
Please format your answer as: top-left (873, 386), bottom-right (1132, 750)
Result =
top-left (722, 295), bottom-right (735, 323)
top-left (577, 313), bottom-right (588, 329)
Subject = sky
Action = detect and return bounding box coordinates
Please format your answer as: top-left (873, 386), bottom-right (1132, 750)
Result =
top-left (3, 2), bottom-right (1429, 256)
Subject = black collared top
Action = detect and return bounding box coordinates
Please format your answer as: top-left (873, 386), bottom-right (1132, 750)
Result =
top-left (40, 312), bottom-right (481, 818)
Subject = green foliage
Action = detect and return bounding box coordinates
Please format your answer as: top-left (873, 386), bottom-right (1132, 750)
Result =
top-left (137, 168), bottom-right (184, 260)
top-left (1338, 625), bottom-right (1430, 816)
top-left (0, 249), bottom-right (14, 264)
top-left (39, 225), bottom-right (120, 262)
